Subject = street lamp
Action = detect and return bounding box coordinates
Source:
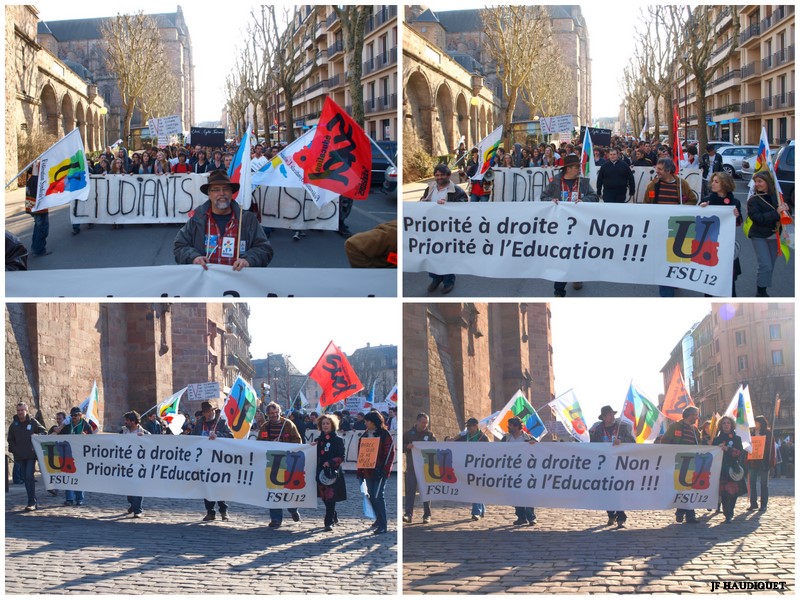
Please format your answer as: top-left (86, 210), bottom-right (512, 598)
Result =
top-left (683, 52), bottom-right (689, 145)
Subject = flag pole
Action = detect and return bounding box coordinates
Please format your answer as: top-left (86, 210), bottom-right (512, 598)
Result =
top-left (140, 403), bottom-right (159, 418)
top-left (367, 134), bottom-right (396, 169)
top-left (5, 158), bottom-right (39, 189)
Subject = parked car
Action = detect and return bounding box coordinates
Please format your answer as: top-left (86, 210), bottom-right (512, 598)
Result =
top-left (371, 140), bottom-right (397, 187)
top-left (718, 145), bottom-right (759, 178)
top-left (739, 148), bottom-right (778, 178)
top-left (774, 140), bottom-right (795, 211)
top-left (381, 153), bottom-right (398, 199)
top-left (705, 140), bottom-right (735, 153)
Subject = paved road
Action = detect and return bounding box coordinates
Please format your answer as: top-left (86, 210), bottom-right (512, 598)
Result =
top-left (6, 185), bottom-right (396, 270)
top-left (5, 472), bottom-right (397, 594)
top-left (403, 477), bottom-right (794, 594)
top-left (402, 178), bottom-right (794, 298)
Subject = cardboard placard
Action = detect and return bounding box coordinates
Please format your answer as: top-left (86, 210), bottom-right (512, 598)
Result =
top-left (749, 435), bottom-right (766, 460)
top-left (356, 437), bottom-right (380, 469)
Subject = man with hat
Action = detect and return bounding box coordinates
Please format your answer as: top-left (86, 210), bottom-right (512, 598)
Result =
top-left (454, 417), bottom-right (489, 521)
top-left (540, 154), bottom-right (599, 297)
top-left (174, 169), bottom-right (273, 271)
top-left (257, 402), bottom-right (302, 528)
top-left (191, 401), bottom-right (233, 521)
top-left (659, 406), bottom-right (702, 524)
top-left (589, 405), bottom-right (635, 528)
top-left (58, 406), bottom-right (95, 506)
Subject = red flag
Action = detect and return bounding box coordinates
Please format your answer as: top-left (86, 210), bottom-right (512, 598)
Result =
top-left (673, 104), bottom-right (684, 175)
top-left (308, 341), bottom-right (364, 407)
top-left (661, 367), bottom-right (694, 422)
top-left (292, 97), bottom-right (372, 199)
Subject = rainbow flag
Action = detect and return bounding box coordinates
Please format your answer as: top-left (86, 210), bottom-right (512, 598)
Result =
top-left (78, 381), bottom-right (102, 432)
top-left (227, 119), bottom-right (253, 206)
top-left (33, 129), bottom-right (89, 211)
top-left (220, 375), bottom-right (258, 440)
top-left (488, 389), bottom-right (547, 440)
top-left (750, 127), bottom-right (792, 261)
top-left (471, 125), bottom-right (503, 181)
top-left (547, 390), bottom-right (590, 442)
top-left (724, 384), bottom-right (754, 451)
top-left (157, 387), bottom-right (187, 435)
top-left (580, 127), bottom-right (597, 180)
top-left (384, 384), bottom-right (398, 405)
top-left (621, 383), bottom-right (665, 444)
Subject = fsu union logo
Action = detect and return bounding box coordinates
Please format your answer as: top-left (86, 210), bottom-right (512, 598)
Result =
top-left (673, 452), bottom-right (713, 491)
top-left (421, 449), bottom-right (457, 484)
top-left (666, 216), bottom-right (721, 267)
top-left (40, 441), bottom-right (77, 474)
top-left (265, 451), bottom-right (306, 490)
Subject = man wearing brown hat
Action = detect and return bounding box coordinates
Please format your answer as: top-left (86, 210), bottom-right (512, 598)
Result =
top-left (174, 170), bottom-right (273, 271)
top-left (540, 154), bottom-right (599, 298)
top-left (190, 401), bottom-right (233, 521)
top-left (589, 405), bottom-right (635, 528)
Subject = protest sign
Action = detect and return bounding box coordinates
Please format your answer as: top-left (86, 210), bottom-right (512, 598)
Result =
top-left (403, 201), bottom-right (735, 295)
top-left (356, 438), bottom-right (380, 469)
top-left (749, 435), bottom-right (766, 460)
top-left (190, 127), bottom-right (225, 147)
top-left (304, 430), bottom-right (398, 470)
top-left (411, 442), bottom-right (722, 510)
top-left (71, 175), bottom-right (338, 230)
top-left (187, 382), bottom-right (221, 402)
top-left (32, 435), bottom-right (317, 508)
top-left (539, 115), bottom-right (574, 135)
top-left (6, 265), bottom-right (397, 298)
top-left (490, 167), bottom-right (703, 204)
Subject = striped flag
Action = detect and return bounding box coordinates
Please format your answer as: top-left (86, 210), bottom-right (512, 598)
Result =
top-left (228, 119), bottom-right (253, 206)
top-left (488, 389), bottom-right (547, 440)
top-left (621, 383), bottom-right (665, 444)
top-left (580, 127), bottom-right (598, 181)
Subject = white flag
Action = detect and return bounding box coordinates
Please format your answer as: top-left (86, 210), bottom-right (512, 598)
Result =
top-left (78, 381), bottom-right (102, 432)
top-left (546, 390), bottom-right (590, 443)
top-left (33, 129), bottom-right (90, 211)
top-left (278, 128), bottom-right (340, 208)
top-left (471, 125), bottom-right (503, 181)
top-left (724, 384), bottom-right (755, 451)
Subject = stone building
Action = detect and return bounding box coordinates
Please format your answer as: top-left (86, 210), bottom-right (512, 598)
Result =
top-left (36, 7), bottom-right (195, 146)
top-left (5, 5), bottom-right (107, 187)
top-left (348, 343), bottom-right (398, 404)
top-left (661, 303), bottom-right (794, 434)
top-left (5, 303), bottom-right (253, 432)
top-left (403, 303), bottom-right (555, 437)
top-left (251, 354), bottom-right (306, 410)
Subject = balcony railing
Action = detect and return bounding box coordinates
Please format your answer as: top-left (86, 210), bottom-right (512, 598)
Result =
top-left (761, 5), bottom-right (794, 33)
top-left (326, 40), bottom-right (344, 58)
top-left (306, 80), bottom-right (326, 94)
top-left (711, 37), bottom-right (733, 58)
top-left (767, 92), bottom-right (794, 111)
top-left (740, 23), bottom-right (760, 44)
top-left (714, 6), bottom-right (731, 26)
top-left (740, 99), bottom-right (758, 115)
top-left (364, 5), bottom-right (398, 33)
top-left (365, 94), bottom-right (397, 114)
top-left (712, 103), bottom-right (741, 115)
top-left (710, 69), bottom-right (740, 88)
top-left (741, 61), bottom-right (760, 79)
top-left (305, 111), bottom-right (320, 121)
top-left (326, 11), bottom-right (339, 28)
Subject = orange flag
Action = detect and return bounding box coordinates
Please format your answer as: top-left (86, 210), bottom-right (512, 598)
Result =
top-left (661, 367), bottom-right (694, 422)
top-left (308, 341), bottom-right (364, 407)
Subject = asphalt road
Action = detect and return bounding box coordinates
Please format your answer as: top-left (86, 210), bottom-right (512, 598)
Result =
top-left (6, 185), bottom-right (397, 271)
top-left (402, 177), bottom-right (794, 298)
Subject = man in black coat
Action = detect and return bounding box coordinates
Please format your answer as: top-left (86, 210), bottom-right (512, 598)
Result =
top-left (596, 148), bottom-right (636, 203)
top-left (7, 403), bottom-right (47, 510)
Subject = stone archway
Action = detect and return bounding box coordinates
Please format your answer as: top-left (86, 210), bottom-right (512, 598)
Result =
top-left (61, 93), bottom-right (74, 135)
top-left (480, 105), bottom-right (486, 139)
top-left (455, 93), bottom-right (469, 150)
top-left (40, 83), bottom-right (58, 137)
top-left (75, 102), bottom-right (86, 146)
top-left (405, 70), bottom-right (433, 154)
top-left (434, 83), bottom-right (454, 157)
top-left (86, 109), bottom-right (95, 151)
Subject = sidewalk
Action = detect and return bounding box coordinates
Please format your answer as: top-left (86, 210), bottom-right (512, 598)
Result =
top-left (403, 477), bottom-right (794, 594)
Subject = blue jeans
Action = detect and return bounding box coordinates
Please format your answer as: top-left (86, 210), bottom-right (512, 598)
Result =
top-left (127, 496), bottom-right (143, 514)
top-left (30, 212), bottom-right (49, 255)
top-left (514, 506), bottom-right (535, 523)
top-left (471, 503), bottom-right (485, 517)
top-left (751, 236), bottom-right (778, 288)
top-left (17, 458), bottom-right (38, 506)
top-left (269, 507), bottom-right (299, 525)
top-left (65, 490), bottom-right (85, 504)
top-left (429, 273), bottom-right (455, 287)
top-left (749, 467), bottom-right (769, 508)
top-left (404, 469), bottom-right (431, 518)
top-left (365, 476), bottom-right (388, 530)
top-left (470, 194), bottom-right (490, 202)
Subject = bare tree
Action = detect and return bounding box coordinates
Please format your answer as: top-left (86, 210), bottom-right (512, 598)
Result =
top-left (100, 13), bottom-right (175, 143)
top-left (670, 5), bottom-right (740, 154)
top-left (521, 51), bottom-right (571, 122)
top-left (481, 6), bottom-right (553, 147)
top-left (620, 61), bottom-right (649, 138)
top-left (334, 6), bottom-right (370, 127)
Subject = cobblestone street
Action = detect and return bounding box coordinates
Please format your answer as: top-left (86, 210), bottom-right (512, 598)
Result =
top-left (403, 477), bottom-right (794, 594)
top-left (6, 473), bottom-right (397, 594)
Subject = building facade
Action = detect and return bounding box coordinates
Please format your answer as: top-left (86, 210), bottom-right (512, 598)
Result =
top-left (5, 5), bottom-right (108, 186)
top-left (403, 303), bottom-right (555, 436)
top-left (677, 303), bottom-right (794, 433)
top-left (5, 303), bottom-right (253, 431)
top-left (675, 5), bottom-right (794, 145)
top-left (36, 7), bottom-right (195, 145)
top-left (251, 354), bottom-right (306, 410)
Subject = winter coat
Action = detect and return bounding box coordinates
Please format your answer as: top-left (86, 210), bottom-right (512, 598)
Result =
top-left (357, 427), bottom-right (394, 480)
top-left (746, 193), bottom-right (780, 239)
top-left (540, 174), bottom-right (599, 203)
top-left (316, 431), bottom-right (347, 502)
top-left (596, 159), bottom-right (636, 202)
top-left (7, 415), bottom-right (47, 460)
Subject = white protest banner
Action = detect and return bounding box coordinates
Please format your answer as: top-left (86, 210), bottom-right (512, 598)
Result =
top-left (71, 174), bottom-right (338, 230)
top-left (345, 396), bottom-right (366, 413)
top-left (491, 167), bottom-right (703, 204)
top-left (403, 202), bottom-right (735, 295)
top-left (304, 430), bottom-right (397, 470)
top-left (6, 265), bottom-right (397, 298)
top-left (32, 435), bottom-right (317, 508)
top-left (187, 382), bottom-right (221, 402)
top-left (539, 115), bottom-right (574, 135)
top-left (154, 115), bottom-right (182, 136)
top-left (411, 441), bottom-right (722, 510)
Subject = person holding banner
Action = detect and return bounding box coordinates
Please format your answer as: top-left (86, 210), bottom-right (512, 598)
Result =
top-left (403, 413), bottom-right (437, 524)
top-left (589, 406), bottom-right (636, 528)
top-left (747, 415), bottom-right (776, 512)
top-left (454, 417), bottom-right (489, 521)
top-left (174, 170), bottom-right (272, 271)
top-left (120, 411), bottom-right (148, 518)
top-left (357, 411), bottom-right (395, 535)
top-left (502, 418), bottom-right (537, 526)
top-left (746, 173), bottom-right (789, 298)
top-left (659, 406), bottom-right (701, 524)
top-left (258, 402), bottom-right (303, 527)
top-left (700, 172), bottom-right (742, 297)
top-left (191, 401), bottom-right (233, 521)
top-left (711, 416), bottom-right (747, 523)
top-left (540, 154), bottom-right (599, 297)
top-left (59, 406), bottom-right (94, 506)
top-left (315, 414), bottom-right (346, 531)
